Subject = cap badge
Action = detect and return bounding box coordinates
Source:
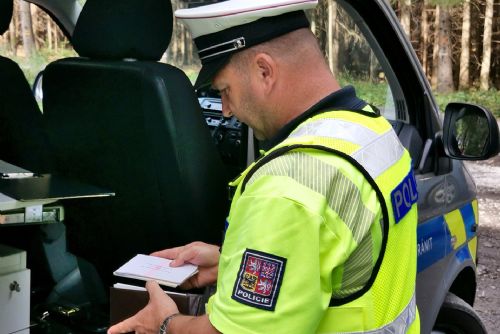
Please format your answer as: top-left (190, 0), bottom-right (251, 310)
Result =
top-left (199, 37), bottom-right (246, 60)
top-left (234, 37), bottom-right (245, 49)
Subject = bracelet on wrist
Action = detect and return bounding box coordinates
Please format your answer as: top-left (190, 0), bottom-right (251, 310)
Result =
top-left (159, 313), bottom-right (180, 334)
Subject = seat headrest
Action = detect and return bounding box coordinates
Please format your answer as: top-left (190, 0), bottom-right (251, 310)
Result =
top-left (0, 0), bottom-right (13, 35)
top-left (72, 0), bottom-right (173, 61)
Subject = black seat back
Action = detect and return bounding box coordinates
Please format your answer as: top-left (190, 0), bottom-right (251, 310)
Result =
top-left (43, 0), bottom-right (228, 284)
top-left (0, 1), bottom-right (100, 307)
top-left (0, 0), bottom-right (51, 172)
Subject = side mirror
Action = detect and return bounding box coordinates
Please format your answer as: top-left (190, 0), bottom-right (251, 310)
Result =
top-left (443, 103), bottom-right (499, 160)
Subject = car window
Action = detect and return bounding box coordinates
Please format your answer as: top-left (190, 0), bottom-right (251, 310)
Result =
top-left (305, 1), bottom-right (408, 123)
top-left (173, 0), bottom-right (408, 123)
top-left (0, 0), bottom-right (77, 108)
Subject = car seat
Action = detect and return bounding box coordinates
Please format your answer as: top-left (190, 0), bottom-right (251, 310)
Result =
top-left (42, 0), bottom-right (229, 286)
top-left (0, 0), bottom-right (51, 172)
top-left (0, 0), bottom-right (109, 313)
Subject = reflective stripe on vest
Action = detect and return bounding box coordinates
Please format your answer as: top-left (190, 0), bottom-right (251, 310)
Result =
top-left (283, 111), bottom-right (418, 333)
top-left (289, 117), bottom-right (405, 179)
top-left (246, 151), bottom-right (376, 244)
top-left (347, 293), bottom-right (416, 334)
top-left (319, 292), bottom-right (416, 334)
top-left (236, 109), bottom-right (418, 333)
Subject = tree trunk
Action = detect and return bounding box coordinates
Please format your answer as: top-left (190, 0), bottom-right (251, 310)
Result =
top-left (436, 6), bottom-right (454, 93)
top-left (30, 5), bottom-right (39, 50)
top-left (459, 0), bottom-right (471, 89)
top-left (314, 2), bottom-right (327, 54)
top-left (54, 25), bottom-right (59, 51)
top-left (327, 1), bottom-right (339, 75)
top-left (180, 25), bottom-right (187, 66)
top-left (47, 19), bottom-right (52, 50)
top-left (479, 0), bottom-right (493, 90)
top-left (8, 1), bottom-right (17, 56)
top-left (8, 19), bottom-right (16, 55)
top-left (186, 28), bottom-right (194, 66)
top-left (170, 25), bottom-right (177, 64)
top-left (400, 0), bottom-right (411, 37)
top-left (19, 1), bottom-right (36, 57)
top-left (421, 0), bottom-right (429, 77)
top-left (369, 51), bottom-right (379, 82)
top-left (431, 6), bottom-right (440, 90)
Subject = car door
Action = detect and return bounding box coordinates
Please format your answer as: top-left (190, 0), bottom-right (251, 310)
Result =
top-left (304, 0), bottom-right (482, 332)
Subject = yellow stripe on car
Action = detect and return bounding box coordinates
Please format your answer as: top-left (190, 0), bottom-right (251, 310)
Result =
top-left (444, 209), bottom-right (466, 250)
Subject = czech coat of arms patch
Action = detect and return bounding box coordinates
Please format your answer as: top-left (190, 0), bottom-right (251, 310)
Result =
top-left (232, 249), bottom-right (286, 311)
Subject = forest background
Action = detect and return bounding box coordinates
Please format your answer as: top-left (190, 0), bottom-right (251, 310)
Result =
top-left (0, 0), bottom-right (498, 116)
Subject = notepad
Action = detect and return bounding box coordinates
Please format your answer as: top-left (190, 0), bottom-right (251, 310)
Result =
top-left (113, 254), bottom-right (198, 288)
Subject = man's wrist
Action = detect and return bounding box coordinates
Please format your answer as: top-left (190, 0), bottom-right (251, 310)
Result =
top-left (159, 313), bottom-right (181, 334)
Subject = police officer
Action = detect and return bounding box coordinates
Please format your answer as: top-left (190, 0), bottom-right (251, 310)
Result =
top-left (108, 0), bottom-right (420, 333)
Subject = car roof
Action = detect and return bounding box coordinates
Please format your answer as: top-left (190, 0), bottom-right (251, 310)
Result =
top-left (27, 0), bottom-right (231, 36)
top-left (28, 0), bottom-right (81, 36)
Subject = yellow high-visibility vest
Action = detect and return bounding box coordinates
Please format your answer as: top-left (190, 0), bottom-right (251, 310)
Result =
top-left (207, 108), bottom-right (419, 334)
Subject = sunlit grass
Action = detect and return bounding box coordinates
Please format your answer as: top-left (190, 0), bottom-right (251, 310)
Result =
top-left (7, 47), bottom-right (77, 85)
top-left (342, 75), bottom-right (499, 118)
top-left (434, 89), bottom-right (499, 117)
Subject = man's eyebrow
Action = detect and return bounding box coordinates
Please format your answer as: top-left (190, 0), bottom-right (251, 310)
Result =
top-left (210, 81), bottom-right (221, 91)
top-left (211, 82), bottom-right (227, 92)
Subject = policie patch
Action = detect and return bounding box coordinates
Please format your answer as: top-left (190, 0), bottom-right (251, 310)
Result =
top-left (232, 249), bottom-right (287, 311)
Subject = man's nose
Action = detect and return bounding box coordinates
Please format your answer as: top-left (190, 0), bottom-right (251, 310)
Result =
top-left (222, 103), bottom-right (233, 118)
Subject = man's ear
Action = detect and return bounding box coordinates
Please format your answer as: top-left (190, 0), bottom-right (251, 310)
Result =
top-left (254, 53), bottom-right (276, 93)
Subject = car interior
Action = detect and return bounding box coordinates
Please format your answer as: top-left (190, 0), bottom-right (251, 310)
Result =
top-left (0, 0), bottom-right (441, 332)
top-left (42, 0), bottom-right (229, 287)
top-left (2, 0), bottom-right (230, 331)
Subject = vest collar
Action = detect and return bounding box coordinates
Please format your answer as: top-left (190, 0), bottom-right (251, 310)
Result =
top-left (261, 85), bottom-right (367, 150)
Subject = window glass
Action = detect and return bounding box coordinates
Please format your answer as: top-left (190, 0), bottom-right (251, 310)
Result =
top-left (306, 0), bottom-right (407, 122)
top-left (0, 0), bottom-right (77, 107)
top-left (170, 0), bottom-right (408, 122)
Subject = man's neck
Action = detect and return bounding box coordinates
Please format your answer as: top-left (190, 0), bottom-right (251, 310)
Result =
top-left (273, 70), bottom-right (341, 134)
top-left (261, 85), bottom-right (367, 151)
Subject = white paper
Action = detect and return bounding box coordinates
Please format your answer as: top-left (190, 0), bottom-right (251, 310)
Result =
top-left (113, 254), bottom-right (198, 287)
top-left (113, 283), bottom-right (147, 291)
top-left (113, 283), bottom-right (187, 296)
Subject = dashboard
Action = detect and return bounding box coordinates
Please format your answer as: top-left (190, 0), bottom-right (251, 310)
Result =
top-left (199, 97), bottom-right (249, 177)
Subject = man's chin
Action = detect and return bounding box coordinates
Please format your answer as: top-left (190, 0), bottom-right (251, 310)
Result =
top-left (252, 130), bottom-right (266, 141)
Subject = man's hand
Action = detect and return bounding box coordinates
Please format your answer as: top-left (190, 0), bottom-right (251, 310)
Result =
top-left (107, 281), bottom-right (178, 334)
top-left (151, 242), bottom-right (220, 289)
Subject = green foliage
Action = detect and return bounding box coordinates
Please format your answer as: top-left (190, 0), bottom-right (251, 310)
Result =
top-left (11, 53), bottom-right (46, 86)
top-left (12, 47), bottom-right (77, 86)
top-left (338, 75), bottom-right (389, 107)
top-left (339, 75), bottom-right (499, 118)
top-left (434, 89), bottom-right (500, 118)
top-left (429, 0), bottom-right (463, 7)
top-left (11, 50), bottom-right (499, 120)
top-left (184, 68), bottom-right (200, 85)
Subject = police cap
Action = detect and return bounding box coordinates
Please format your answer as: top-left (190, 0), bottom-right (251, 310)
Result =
top-left (175, 0), bottom-right (318, 89)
